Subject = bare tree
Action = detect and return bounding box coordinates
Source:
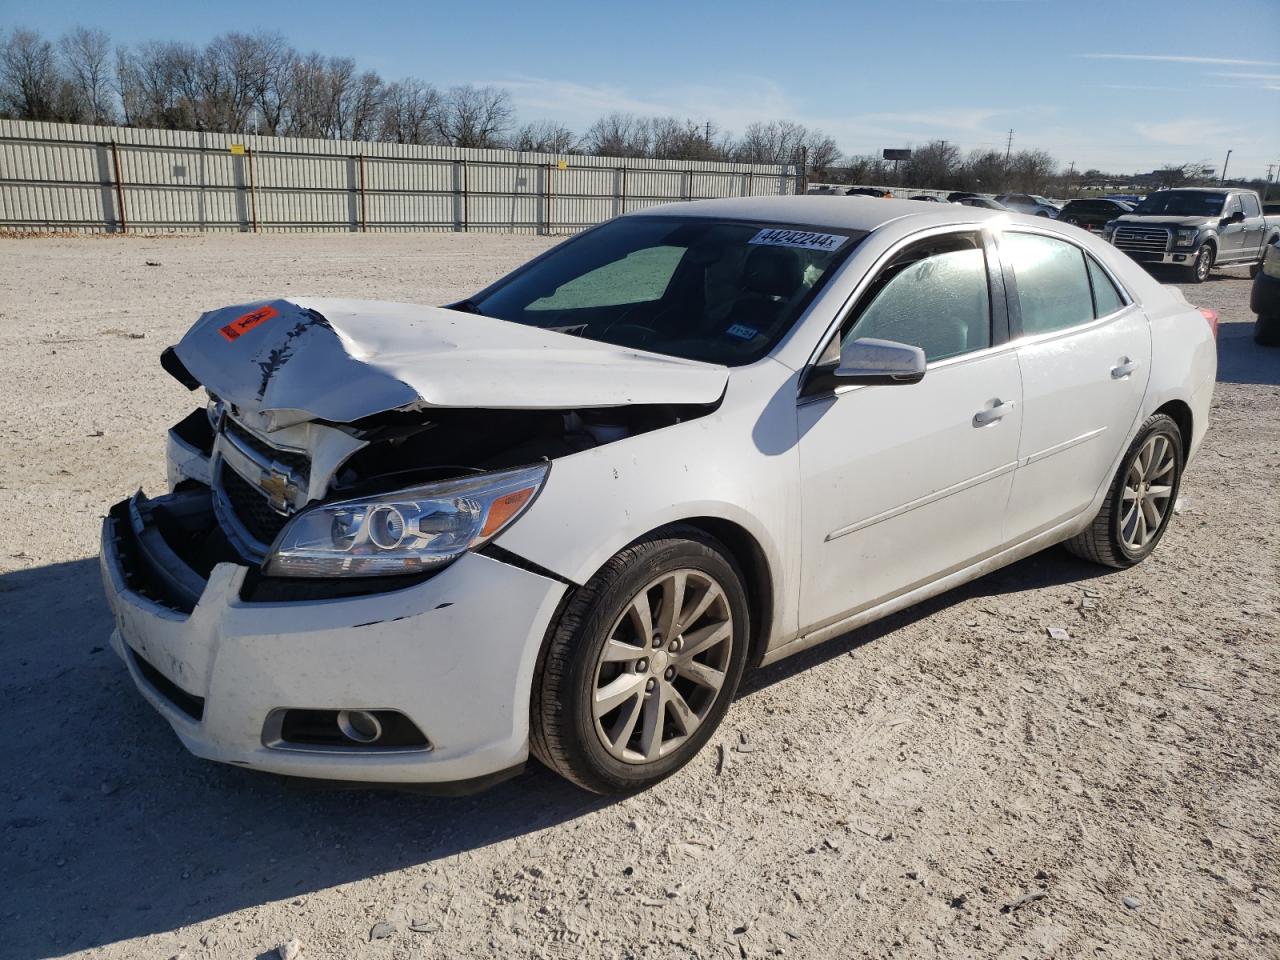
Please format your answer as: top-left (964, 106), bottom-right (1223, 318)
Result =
top-left (380, 78), bottom-right (442, 145)
top-left (1005, 149), bottom-right (1057, 193)
top-left (59, 27), bottom-right (114, 123)
top-left (582, 112), bottom-right (651, 157)
top-left (513, 119), bottom-right (578, 153)
top-left (435, 84), bottom-right (513, 148)
top-left (0, 28), bottom-right (60, 120)
top-left (903, 140), bottom-right (961, 189)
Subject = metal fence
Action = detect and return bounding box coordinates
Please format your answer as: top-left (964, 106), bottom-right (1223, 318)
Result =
top-left (0, 119), bottom-right (800, 235)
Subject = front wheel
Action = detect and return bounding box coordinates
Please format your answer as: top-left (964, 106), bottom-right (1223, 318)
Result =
top-left (1184, 245), bottom-right (1213, 283)
top-left (530, 529), bottom-right (750, 794)
top-left (1064, 414), bottom-right (1183, 568)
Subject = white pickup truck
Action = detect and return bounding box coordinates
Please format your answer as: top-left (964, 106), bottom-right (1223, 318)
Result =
top-left (1103, 187), bottom-right (1280, 283)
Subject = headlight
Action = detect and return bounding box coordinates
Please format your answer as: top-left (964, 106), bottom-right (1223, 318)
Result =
top-left (1174, 228), bottom-right (1198, 246)
top-left (264, 464), bottom-right (549, 577)
top-left (1102, 221), bottom-right (1117, 235)
top-left (1264, 242), bottom-right (1280, 280)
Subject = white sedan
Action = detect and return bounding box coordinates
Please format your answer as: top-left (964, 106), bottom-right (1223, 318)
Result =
top-left (100, 196), bottom-right (1218, 794)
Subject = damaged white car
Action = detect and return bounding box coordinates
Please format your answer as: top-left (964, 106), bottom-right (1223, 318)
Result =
top-left (100, 197), bottom-right (1217, 794)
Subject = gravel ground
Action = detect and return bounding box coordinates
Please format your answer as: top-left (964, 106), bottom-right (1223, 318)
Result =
top-left (1, 233), bottom-right (1277, 960)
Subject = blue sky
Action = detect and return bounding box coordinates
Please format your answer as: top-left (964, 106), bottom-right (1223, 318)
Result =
top-left (8, 0), bottom-right (1279, 178)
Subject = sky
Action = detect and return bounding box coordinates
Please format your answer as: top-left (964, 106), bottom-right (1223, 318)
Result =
top-left (6, 0), bottom-right (1279, 179)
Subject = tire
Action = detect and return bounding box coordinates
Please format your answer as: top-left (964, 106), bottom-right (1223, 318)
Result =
top-left (1184, 245), bottom-right (1213, 283)
top-left (1064, 413), bottom-right (1184, 569)
top-left (1256, 313), bottom-right (1280, 347)
top-left (530, 527), bottom-right (750, 794)
top-left (1251, 261), bottom-right (1262, 279)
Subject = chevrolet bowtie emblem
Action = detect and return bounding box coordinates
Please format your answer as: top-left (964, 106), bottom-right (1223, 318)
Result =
top-left (258, 465), bottom-right (299, 513)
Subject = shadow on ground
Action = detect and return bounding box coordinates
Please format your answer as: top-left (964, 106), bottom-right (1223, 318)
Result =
top-left (0, 540), bottom-right (1109, 958)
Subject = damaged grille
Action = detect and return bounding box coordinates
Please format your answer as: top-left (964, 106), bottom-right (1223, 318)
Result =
top-left (223, 418), bottom-right (310, 481)
top-left (218, 461), bottom-right (293, 548)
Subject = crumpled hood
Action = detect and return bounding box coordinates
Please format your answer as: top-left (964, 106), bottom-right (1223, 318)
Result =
top-left (172, 297), bottom-right (729, 429)
top-left (1112, 214), bottom-right (1211, 228)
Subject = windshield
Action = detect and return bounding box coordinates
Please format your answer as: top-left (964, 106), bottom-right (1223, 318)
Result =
top-left (1133, 191), bottom-right (1227, 217)
top-left (469, 216), bottom-right (862, 365)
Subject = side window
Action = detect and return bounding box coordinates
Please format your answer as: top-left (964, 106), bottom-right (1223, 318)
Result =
top-left (528, 246), bottom-right (684, 311)
top-left (1225, 195), bottom-right (1243, 217)
top-left (1003, 232), bottom-right (1094, 335)
top-left (1240, 194), bottom-right (1261, 218)
top-left (843, 233), bottom-right (991, 363)
top-left (1086, 256), bottom-right (1125, 317)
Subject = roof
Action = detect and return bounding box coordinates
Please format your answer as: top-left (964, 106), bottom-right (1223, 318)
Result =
top-left (627, 194), bottom-right (1007, 233)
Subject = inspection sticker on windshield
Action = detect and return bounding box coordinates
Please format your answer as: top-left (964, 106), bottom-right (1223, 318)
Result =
top-left (748, 228), bottom-right (848, 251)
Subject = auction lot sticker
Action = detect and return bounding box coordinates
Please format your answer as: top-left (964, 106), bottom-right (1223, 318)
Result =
top-left (748, 228), bottom-right (848, 251)
top-left (219, 304), bottom-right (279, 342)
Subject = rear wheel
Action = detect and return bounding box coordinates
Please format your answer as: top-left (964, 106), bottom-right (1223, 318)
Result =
top-left (530, 528), bottom-right (749, 794)
top-left (1184, 245), bottom-right (1213, 283)
top-left (1064, 414), bottom-right (1183, 568)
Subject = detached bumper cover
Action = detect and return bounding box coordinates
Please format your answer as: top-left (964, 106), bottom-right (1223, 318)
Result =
top-left (100, 496), bottom-right (567, 783)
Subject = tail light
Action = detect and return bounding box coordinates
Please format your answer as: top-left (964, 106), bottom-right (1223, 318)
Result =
top-left (1197, 307), bottom-right (1218, 338)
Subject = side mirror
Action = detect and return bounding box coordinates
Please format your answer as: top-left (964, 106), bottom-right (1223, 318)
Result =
top-left (1224, 210), bottom-right (1245, 225)
top-left (836, 337), bottom-right (927, 385)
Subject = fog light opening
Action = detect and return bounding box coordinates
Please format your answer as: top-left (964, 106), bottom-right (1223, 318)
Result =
top-left (336, 709), bottom-right (383, 744)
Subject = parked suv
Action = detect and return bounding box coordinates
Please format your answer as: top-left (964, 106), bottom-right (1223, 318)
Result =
top-left (1104, 188), bottom-right (1279, 283)
top-left (1059, 198), bottom-right (1134, 235)
top-left (994, 194), bottom-right (1061, 218)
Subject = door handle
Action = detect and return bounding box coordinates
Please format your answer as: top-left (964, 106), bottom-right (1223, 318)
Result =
top-left (1111, 358), bottom-right (1140, 379)
top-left (973, 399), bottom-right (1014, 426)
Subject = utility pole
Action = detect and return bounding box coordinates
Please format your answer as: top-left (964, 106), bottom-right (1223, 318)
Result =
top-left (1266, 163), bottom-right (1276, 201)
top-left (1066, 161), bottom-right (1075, 198)
top-left (1004, 129), bottom-right (1014, 164)
top-left (1220, 149), bottom-right (1232, 184)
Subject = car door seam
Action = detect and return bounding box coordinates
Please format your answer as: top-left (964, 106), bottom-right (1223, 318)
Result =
top-left (824, 460), bottom-right (1019, 542)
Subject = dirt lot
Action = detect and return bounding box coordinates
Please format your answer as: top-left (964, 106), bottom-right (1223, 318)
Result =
top-left (1, 233), bottom-right (1277, 960)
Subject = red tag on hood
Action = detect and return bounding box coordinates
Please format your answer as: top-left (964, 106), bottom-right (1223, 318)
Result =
top-left (219, 304), bottom-right (278, 342)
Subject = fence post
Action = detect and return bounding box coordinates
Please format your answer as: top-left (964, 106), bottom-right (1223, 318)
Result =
top-left (247, 147), bottom-right (259, 233)
top-left (109, 140), bottom-right (127, 233)
top-left (451, 159), bottom-right (462, 232)
top-left (357, 155), bottom-right (367, 232)
top-left (462, 159), bottom-right (469, 232)
top-left (545, 163), bottom-right (554, 236)
top-left (620, 166), bottom-right (628, 216)
top-left (684, 169), bottom-right (693, 201)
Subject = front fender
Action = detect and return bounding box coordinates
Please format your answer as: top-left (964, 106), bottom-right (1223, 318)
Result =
top-left (491, 360), bottom-right (803, 644)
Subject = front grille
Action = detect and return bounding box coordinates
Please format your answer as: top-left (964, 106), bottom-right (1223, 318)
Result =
top-left (219, 462), bottom-right (291, 546)
top-left (1113, 225), bottom-right (1170, 255)
top-left (223, 418), bottom-right (310, 483)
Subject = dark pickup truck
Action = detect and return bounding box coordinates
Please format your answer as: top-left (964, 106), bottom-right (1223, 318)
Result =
top-left (1103, 187), bottom-right (1279, 283)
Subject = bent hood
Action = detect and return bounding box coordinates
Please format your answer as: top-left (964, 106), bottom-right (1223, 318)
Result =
top-left (172, 297), bottom-right (729, 429)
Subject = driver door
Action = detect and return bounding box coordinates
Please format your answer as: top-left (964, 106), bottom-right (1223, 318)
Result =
top-left (795, 229), bottom-right (1023, 634)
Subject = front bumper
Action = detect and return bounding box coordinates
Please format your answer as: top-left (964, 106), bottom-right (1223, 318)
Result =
top-left (1111, 246), bottom-right (1199, 266)
top-left (100, 489), bottom-right (567, 784)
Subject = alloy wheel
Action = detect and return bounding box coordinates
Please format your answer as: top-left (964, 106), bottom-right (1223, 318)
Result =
top-left (1119, 433), bottom-right (1176, 551)
top-left (591, 569), bottom-right (733, 764)
top-left (1195, 247), bottom-right (1211, 281)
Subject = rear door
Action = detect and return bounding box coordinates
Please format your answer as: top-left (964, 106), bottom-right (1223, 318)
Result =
top-left (795, 228), bottom-right (1023, 633)
top-left (1001, 230), bottom-right (1151, 539)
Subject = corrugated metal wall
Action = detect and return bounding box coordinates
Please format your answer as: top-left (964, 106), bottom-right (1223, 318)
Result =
top-left (0, 120), bottom-right (800, 234)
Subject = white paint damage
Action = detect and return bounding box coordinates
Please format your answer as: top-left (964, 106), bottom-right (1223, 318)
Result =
top-left (174, 297), bottom-right (729, 429)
